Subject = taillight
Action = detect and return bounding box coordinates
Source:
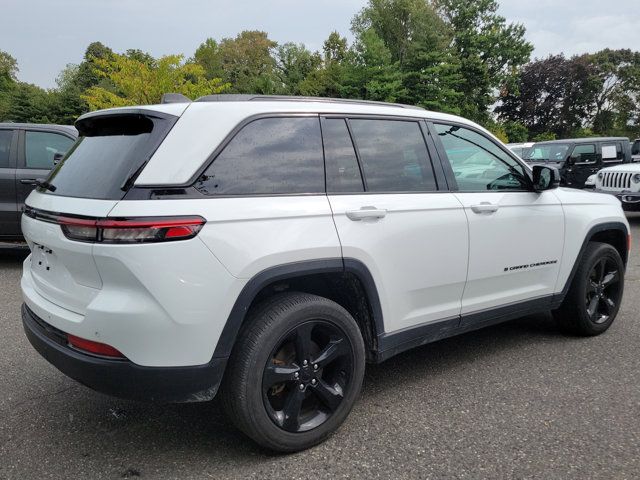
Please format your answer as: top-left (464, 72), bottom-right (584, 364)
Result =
top-left (68, 334), bottom-right (125, 358)
top-left (58, 216), bottom-right (205, 243)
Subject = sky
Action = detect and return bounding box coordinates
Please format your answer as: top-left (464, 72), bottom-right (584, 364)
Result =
top-left (2, 0), bottom-right (640, 89)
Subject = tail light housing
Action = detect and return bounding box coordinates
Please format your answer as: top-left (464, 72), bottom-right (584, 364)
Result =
top-left (24, 208), bottom-right (205, 244)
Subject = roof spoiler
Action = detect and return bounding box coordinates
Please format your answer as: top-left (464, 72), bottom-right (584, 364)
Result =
top-left (161, 93), bottom-right (191, 104)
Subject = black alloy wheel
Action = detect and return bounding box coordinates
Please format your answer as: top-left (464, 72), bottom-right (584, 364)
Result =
top-left (585, 256), bottom-right (622, 324)
top-left (262, 320), bottom-right (354, 433)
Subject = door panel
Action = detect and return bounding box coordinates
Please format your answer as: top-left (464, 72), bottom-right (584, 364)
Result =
top-left (455, 191), bottom-right (564, 316)
top-left (330, 193), bottom-right (469, 333)
top-left (0, 129), bottom-right (18, 237)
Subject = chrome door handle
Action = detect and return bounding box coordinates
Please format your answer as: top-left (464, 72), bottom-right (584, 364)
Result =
top-left (346, 206), bottom-right (387, 221)
top-left (470, 202), bottom-right (499, 214)
top-left (20, 179), bottom-right (38, 185)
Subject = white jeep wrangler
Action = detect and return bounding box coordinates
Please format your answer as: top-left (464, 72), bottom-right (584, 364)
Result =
top-left (587, 161), bottom-right (640, 211)
top-left (21, 95), bottom-right (629, 452)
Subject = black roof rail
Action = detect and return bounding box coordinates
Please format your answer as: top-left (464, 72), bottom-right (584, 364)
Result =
top-left (161, 93), bottom-right (191, 104)
top-left (193, 94), bottom-right (424, 110)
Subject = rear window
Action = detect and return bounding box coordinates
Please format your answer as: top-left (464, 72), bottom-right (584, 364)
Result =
top-left (43, 113), bottom-right (176, 200)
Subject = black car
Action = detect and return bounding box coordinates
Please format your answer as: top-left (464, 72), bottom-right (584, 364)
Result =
top-left (0, 123), bottom-right (77, 244)
top-left (523, 137), bottom-right (632, 189)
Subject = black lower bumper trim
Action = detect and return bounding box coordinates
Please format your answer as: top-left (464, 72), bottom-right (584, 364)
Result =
top-left (22, 304), bottom-right (227, 403)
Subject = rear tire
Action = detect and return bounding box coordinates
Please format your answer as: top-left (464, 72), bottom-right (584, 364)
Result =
top-left (553, 242), bottom-right (624, 336)
top-left (221, 292), bottom-right (365, 452)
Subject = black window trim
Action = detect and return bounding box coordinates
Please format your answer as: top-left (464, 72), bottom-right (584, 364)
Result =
top-left (319, 116), bottom-right (366, 193)
top-left (427, 120), bottom-right (535, 193)
top-left (17, 128), bottom-right (77, 170)
top-left (0, 128), bottom-right (18, 169)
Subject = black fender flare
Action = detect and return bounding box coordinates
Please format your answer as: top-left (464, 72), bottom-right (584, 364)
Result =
top-left (211, 258), bottom-right (385, 359)
top-left (552, 221), bottom-right (629, 307)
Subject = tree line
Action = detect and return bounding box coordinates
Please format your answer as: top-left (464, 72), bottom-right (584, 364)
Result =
top-left (1, 0), bottom-right (639, 143)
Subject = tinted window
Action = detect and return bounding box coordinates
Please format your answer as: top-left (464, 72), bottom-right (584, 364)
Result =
top-left (196, 117), bottom-right (324, 195)
top-left (0, 130), bottom-right (12, 168)
top-left (435, 123), bottom-right (529, 192)
top-left (25, 131), bottom-right (74, 169)
top-left (349, 119), bottom-right (436, 192)
top-left (571, 144), bottom-right (596, 163)
top-left (323, 118), bottom-right (364, 193)
top-left (46, 114), bottom-right (175, 200)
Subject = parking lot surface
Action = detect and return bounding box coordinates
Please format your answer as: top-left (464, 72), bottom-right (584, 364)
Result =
top-left (1, 218), bottom-right (640, 480)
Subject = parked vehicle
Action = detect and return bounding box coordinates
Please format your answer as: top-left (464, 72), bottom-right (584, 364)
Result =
top-left (587, 161), bottom-right (640, 210)
top-left (524, 137), bottom-right (632, 189)
top-left (631, 139), bottom-right (640, 162)
top-left (0, 123), bottom-right (77, 245)
top-left (506, 142), bottom-right (534, 159)
top-left (20, 95), bottom-right (629, 452)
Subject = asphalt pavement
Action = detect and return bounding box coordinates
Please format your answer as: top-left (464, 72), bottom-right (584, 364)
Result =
top-left (1, 218), bottom-right (639, 479)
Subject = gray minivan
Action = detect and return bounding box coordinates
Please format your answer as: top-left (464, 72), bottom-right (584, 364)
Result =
top-left (0, 123), bottom-right (77, 244)
top-left (524, 137), bottom-right (632, 189)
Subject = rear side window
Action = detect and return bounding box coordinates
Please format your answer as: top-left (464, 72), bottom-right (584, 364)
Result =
top-left (323, 118), bottom-right (364, 193)
top-left (349, 119), bottom-right (436, 192)
top-left (25, 131), bottom-right (74, 169)
top-left (45, 114), bottom-right (175, 200)
top-left (0, 130), bottom-right (12, 168)
top-left (601, 142), bottom-right (623, 163)
top-left (195, 117), bottom-right (324, 195)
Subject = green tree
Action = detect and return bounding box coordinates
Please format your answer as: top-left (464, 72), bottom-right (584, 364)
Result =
top-left (275, 43), bottom-right (322, 95)
top-left (299, 32), bottom-right (350, 97)
top-left (437, 0), bottom-right (533, 123)
top-left (215, 31), bottom-right (278, 94)
top-left (82, 53), bottom-right (229, 109)
top-left (193, 38), bottom-right (223, 80)
top-left (504, 121), bottom-right (528, 142)
top-left (0, 50), bottom-right (19, 119)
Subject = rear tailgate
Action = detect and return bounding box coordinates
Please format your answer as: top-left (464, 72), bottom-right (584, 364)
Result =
top-left (21, 192), bottom-right (117, 314)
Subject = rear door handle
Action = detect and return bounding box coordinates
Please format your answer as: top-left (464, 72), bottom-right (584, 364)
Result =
top-left (20, 179), bottom-right (39, 185)
top-left (470, 202), bottom-right (499, 214)
top-left (346, 206), bottom-right (387, 221)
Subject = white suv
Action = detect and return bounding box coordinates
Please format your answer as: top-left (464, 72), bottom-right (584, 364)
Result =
top-left (588, 162), bottom-right (640, 211)
top-left (21, 95), bottom-right (629, 452)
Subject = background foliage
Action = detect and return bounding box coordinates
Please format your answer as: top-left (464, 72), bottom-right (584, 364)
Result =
top-left (1, 0), bottom-right (639, 142)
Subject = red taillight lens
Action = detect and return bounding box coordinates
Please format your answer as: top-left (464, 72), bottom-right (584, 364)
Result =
top-left (57, 216), bottom-right (205, 244)
top-left (68, 334), bottom-right (125, 358)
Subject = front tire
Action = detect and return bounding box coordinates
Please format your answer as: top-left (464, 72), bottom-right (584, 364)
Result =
top-left (553, 242), bottom-right (625, 336)
top-left (221, 292), bottom-right (365, 452)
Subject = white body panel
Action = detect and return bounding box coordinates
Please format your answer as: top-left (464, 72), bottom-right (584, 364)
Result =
top-left (453, 191), bottom-right (564, 313)
top-left (329, 193), bottom-right (468, 333)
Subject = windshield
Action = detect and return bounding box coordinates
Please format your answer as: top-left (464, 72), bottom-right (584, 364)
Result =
top-left (43, 113), bottom-right (176, 200)
top-left (524, 144), bottom-right (570, 163)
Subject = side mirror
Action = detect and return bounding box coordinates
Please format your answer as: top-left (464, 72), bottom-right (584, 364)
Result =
top-left (532, 165), bottom-right (560, 192)
top-left (565, 156), bottom-right (575, 166)
top-left (52, 152), bottom-right (65, 166)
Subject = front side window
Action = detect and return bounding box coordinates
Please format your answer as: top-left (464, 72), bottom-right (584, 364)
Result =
top-left (348, 119), bottom-right (436, 192)
top-left (25, 131), bottom-right (74, 169)
top-left (570, 144), bottom-right (597, 164)
top-left (196, 117), bottom-right (324, 195)
top-left (0, 130), bottom-right (12, 168)
top-left (434, 123), bottom-right (529, 192)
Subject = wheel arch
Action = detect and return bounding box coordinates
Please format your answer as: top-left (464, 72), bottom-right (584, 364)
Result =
top-left (555, 221), bottom-right (629, 306)
top-left (212, 258), bottom-right (384, 362)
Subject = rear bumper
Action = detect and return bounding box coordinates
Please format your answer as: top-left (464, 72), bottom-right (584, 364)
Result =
top-left (22, 304), bottom-right (227, 403)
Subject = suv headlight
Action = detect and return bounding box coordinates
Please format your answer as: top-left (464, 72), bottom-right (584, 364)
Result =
top-left (597, 172), bottom-right (604, 180)
top-left (633, 173), bottom-right (640, 183)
